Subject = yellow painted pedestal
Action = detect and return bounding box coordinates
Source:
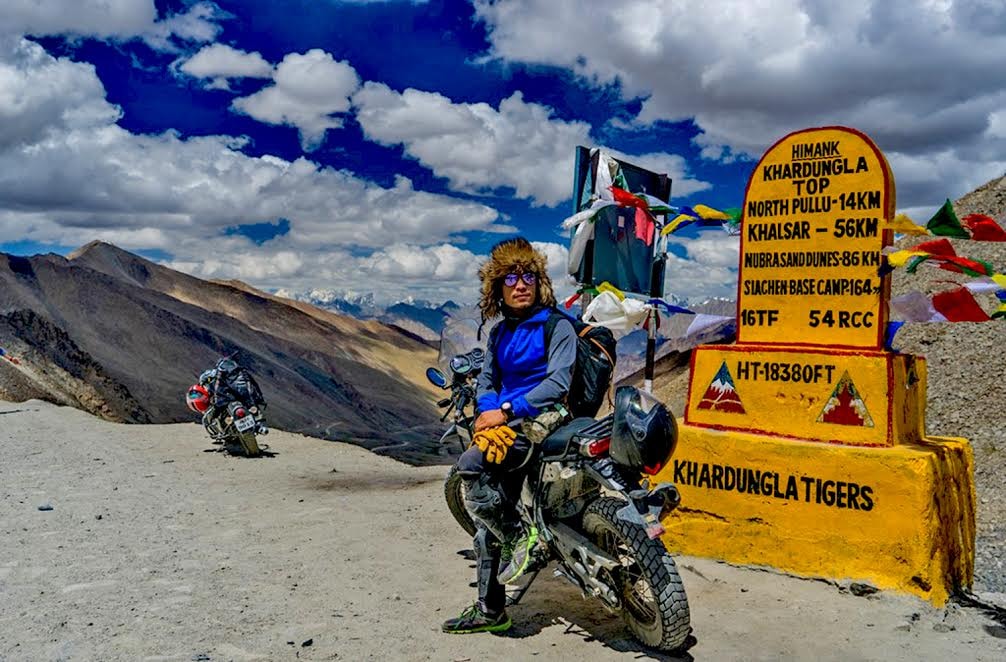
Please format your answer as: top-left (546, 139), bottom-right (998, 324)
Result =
top-left (657, 401), bottom-right (976, 605)
top-left (658, 427), bottom-right (974, 604)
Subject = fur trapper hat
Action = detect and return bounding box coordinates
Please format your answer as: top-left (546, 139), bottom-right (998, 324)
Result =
top-left (478, 237), bottom-right (556, 323)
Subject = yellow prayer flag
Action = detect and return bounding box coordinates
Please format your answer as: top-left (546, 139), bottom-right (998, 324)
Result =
top-left (885, 250), bottom-right (930, 268)
top-left (693, 204), bottom-right (731, 221)
top-left (596, 281), bottom-right (626, 300)
top-left (661, 214), bottom-right (694, 236)
top-left (886, 213), bottom-right (930, 236)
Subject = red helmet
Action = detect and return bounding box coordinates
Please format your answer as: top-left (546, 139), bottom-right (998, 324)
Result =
top-left (186, 384), bottom-right (211, 413)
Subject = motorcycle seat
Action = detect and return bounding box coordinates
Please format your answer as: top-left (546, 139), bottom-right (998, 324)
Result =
top-left (539, 415), bottom-right (612, 461)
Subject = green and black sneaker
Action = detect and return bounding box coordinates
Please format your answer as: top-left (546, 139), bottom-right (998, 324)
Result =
top-left (442, 603), bottom-right (512, 634)
top-left (497, 524), bottom-right (539, 585)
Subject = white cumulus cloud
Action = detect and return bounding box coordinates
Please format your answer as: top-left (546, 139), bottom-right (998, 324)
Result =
top-left (232, 49), bottom-right (361, 150)
top-left (663, 232), bottom-right (742, 302)
top-left (0, 38), bottom-right (514, 300)
top-left (0, 0), bottom-right (224, 51)
top-left (176, 43), bottom-right (272, 89)
top-left (473, 0), bottom-right (1006, 209)
top-left (353, 82), bottom-right (709, 206)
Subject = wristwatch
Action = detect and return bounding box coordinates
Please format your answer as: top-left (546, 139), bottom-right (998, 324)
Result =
top-left (501, 401), bottom-right (514, 421)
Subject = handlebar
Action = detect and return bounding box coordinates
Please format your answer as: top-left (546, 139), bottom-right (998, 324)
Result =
top-left (437, 382), bottom-right (475, 423)
top-left (430, 348), bottom-right (482, 426)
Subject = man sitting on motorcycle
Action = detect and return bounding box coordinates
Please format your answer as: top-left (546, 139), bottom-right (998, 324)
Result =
top-left (443, 237), bottom-right (576, 635)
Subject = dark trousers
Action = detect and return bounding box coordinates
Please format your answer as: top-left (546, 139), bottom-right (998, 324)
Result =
top-left (456, 436), bottom-right (535, 615)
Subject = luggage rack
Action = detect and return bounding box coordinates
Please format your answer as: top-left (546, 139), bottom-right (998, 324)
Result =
top-left (575, 414), bottom-right (613, 440)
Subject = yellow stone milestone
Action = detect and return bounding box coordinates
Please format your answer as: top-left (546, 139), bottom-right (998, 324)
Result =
top-left (738, 126), bottom-right (893, 349)
top-left (663, 126), bottom-right (976, 605)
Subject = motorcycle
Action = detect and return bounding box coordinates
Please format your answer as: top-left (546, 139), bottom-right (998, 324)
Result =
top-left (427, 348), bottom-right (692, 652)
top-left (187, 356), bottom-right (266, 458)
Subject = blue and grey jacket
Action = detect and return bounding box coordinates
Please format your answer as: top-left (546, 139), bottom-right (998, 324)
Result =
top-left (476, 306), bottom-right (576, 419)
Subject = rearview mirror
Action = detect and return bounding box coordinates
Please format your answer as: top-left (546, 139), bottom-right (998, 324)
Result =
top-left (426, 367), bottom-right (448, 388)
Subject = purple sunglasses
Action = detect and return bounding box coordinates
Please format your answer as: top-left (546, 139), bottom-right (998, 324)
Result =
top-left (503, 272), bottom-right (537, 287)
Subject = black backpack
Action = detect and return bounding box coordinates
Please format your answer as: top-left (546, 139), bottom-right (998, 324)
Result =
top-left (490, 307), bottom-right (617, 418)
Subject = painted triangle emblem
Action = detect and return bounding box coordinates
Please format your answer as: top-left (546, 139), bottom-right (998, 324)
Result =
top-left (816, 371), bottom-right (874, 427)
top-left (697, 361), bottom-right (745, 414)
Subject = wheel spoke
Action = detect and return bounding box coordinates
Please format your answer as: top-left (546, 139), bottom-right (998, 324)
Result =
top-left (595, 523), bottom-right (658, 626)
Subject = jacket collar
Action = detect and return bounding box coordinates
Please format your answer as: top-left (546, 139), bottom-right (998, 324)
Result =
top-left (502, 304), bottom-right (550, 327)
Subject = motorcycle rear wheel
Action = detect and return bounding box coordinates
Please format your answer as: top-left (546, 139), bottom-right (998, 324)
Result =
top-left (444, 465), bottom-right (477, 537)
top-left (581, 497), bottom-right (692, 652)
top-left (238, 429), bottom-right (260, 457)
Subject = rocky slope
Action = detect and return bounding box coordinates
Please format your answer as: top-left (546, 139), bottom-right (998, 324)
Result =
top-left (888, 173), bottom-right (1006, 593)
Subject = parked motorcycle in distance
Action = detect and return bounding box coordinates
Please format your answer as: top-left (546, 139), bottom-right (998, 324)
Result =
top-left (186, 355), bottom-right (266, 457)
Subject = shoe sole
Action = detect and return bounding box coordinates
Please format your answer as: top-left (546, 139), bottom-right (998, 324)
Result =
top-left (442, 617), bottom-right (512, 635)
top-left (499, 527), bottom-right (539, 585)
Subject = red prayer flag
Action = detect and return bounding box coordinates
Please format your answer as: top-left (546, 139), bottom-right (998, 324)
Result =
top-left (931, 286), bottom-right (990, 322)
top-left (936, 255), bottom-right (994, 277)
top-left (962, 213), bottom-right (1006, 241)
top-left (633, 207), bottom-right (655, 246)
top-left (609, 186), bottom-right (648, 210)
top-left (913, 238), bottom-right (957, 256)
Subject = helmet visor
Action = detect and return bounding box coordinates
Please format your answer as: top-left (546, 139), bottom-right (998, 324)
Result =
top-left (632, 388), bottom-right (664, 416)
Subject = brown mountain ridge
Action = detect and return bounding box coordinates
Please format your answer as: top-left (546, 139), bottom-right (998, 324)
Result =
top-left (0, 242), bottom-right (445, 464)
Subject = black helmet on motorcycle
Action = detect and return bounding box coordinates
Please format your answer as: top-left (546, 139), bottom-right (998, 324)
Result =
top-left (610, 385), bottom-right (677, 475)
top-left (216, 357), bottom-right (238, 374)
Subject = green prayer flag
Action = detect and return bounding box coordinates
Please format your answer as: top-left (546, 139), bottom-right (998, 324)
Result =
top-left (925, 199), bottom-right (969, 238)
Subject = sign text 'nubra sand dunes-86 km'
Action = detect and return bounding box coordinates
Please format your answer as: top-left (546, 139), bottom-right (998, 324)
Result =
top-left (657, 126), bottom-right (976, 605)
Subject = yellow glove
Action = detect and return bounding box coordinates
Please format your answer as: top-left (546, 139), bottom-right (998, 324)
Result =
top-left (485, 433), bottom-right (513, 464)
top-left (471, 428), bottom-right (494, 452)
top-left (472, 425), bottom-right (516, 463)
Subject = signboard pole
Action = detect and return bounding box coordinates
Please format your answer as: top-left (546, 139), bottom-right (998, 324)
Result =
top-left (644, 307), bottom-right (657, 392)
top-left (579, 291), bottom-right (593, 320)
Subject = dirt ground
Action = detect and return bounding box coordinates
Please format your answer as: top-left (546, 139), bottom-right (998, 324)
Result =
top-left (2, 400), bottom-right (1005, 661)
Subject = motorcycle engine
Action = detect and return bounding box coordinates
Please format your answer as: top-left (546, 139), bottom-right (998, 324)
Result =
top-left (538, 464), bottom-right (600, 520)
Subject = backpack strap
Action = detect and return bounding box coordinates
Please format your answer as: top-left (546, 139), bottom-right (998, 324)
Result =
top-left (543, 307), bottom-right (576, 412)
top-left (543, 308), bottom-right (562, 350)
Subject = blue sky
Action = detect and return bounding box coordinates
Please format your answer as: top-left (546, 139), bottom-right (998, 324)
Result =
top-left (1, 1), bottom-right (1005, 304)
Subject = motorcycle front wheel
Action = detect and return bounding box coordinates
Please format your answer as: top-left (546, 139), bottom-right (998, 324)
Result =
top-left (581, 497), bottom-right (692, 652)
top-left (444, 465), bottom-right (477, 537)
